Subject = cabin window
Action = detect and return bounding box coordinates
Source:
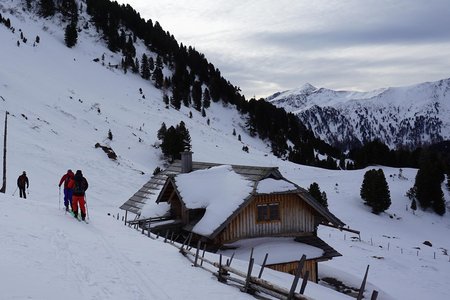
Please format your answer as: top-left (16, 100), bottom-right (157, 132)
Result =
top-left (257, 203), bottom-right (280, 222)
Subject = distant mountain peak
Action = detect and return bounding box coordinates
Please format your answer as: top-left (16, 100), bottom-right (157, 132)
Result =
top-left (267, 78), bottom-right (450, 150)
top-left (299, 83), bottom-right (317, 92)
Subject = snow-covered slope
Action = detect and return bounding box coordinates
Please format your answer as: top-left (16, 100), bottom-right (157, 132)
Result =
top-left (1, 1), bottom-right (450, 300)
top-left (267, 80), bottom-right (450, 150)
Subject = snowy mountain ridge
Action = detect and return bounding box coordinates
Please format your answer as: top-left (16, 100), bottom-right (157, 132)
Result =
top-left (267, 79), bottom-right (450, 150)
top-left (1, 1), bottom-right (450, 299)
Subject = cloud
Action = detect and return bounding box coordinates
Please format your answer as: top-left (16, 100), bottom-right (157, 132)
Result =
top-left (115, 0), bottom-right (450, 98)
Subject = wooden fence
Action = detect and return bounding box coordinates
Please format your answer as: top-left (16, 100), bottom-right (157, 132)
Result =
top-left (121, 215), bottom-right (378, 300)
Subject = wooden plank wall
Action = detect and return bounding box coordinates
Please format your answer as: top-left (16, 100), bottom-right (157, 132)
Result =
top-left (219, 194), bottom-right (316, 243)
top-left (267, 260), bottom-right (317, 282)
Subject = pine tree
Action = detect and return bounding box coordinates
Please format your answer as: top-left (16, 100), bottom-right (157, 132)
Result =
top-left (411, 199), bottom-right (417, 212)
top-left (432, 189), bottom-right (446, 216)
top-left (447, 172), bottom-right (450, 191)
top-left (177, 121), bottom-right (191, 151)
top-left (155, 55), bottom-right (163, 69)
top-left (59, 0), bottom-right (78, 21)
top-left (40, 0), bottom-right (55, 18)
top-left (361, 169), bottom-right (391, 214)
top-left (202, 88), bottom-right (211, 109)
top-left (308, 182), bottom-right (328, 208)
top-left (158, 122), bottom-right (191, 162)
top-left (64, 22), bottom-right (78, 48)
top-left (148, 56), bottom-right (155, 71)
top-left (152, 67), bottom-right (163, 88)
top-left (153, 166), bottom-right (162, 175)
top-left (140, 54), bottom-right (150, 79)
top-left (132, 57), bottom-right (139, 74)
top-left (192, 81), bottom-right (202, 111)
top-left (163, 95), bottom-right (170, 107)
top-left (414, 152), bottom-right (445, 214)
top-left (157, 123), bottom-right (167, 140)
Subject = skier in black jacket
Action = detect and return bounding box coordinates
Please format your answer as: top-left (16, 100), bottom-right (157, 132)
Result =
top-left (17, 171), bottom-right (29, 199)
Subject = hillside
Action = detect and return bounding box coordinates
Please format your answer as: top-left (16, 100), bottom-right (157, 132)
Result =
top-left (1, 1), bottom-right (450, 300)
top-left (267, 80), bottom-right (450, 150)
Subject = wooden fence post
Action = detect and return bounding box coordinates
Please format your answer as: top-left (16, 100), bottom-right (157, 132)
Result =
top-left (242, 258), bottom-right (255, 294)
top-left (200, 244), bottom-right (207, 266)
top-left (187, 232), bottom-right (193, 249)
top-left (356, 265), bottom-right (370, 300)
top-left (288, 254), bottom-right (306, 300)
top-left (194, 240), bottom-right (201, 267)
top-left (180, 233), bottom-right (191, 252)
top-left (258, 253), bottom-right (269, 279)
top-left (0, 111), bottom-right (7, 194)
top-left (299, 270), bottom-right (309, 294)
top-left (227, 252), bottom-right (235, 267)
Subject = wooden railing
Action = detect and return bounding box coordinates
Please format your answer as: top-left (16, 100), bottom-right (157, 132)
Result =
top-left (125, 219), bottom-right (378, 300)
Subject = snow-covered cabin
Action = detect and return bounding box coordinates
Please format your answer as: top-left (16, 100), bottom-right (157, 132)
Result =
top-left (120, 152), bottom-right (345, 282)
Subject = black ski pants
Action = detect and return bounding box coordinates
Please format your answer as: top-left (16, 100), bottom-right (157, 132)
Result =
top-left (19, 187), bottom-right (26, 199)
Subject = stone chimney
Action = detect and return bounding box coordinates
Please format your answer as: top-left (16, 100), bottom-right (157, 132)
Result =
top-left (181, 150), bottom-right (193, 173)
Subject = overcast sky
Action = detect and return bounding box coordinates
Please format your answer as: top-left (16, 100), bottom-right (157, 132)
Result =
top-left (115, 0), bottom-right (450, 99)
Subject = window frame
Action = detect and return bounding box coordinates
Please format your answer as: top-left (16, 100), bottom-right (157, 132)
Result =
top-left (256, 202), bottom-right (280, 223)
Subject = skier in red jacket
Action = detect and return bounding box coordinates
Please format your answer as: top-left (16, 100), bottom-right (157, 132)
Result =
top-left (59, 169), bottom-right (74, 211)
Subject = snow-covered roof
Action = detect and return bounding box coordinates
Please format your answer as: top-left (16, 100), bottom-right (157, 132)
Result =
top-left (218, 237), bottom-right (325, 265)
top-left (256, 178), bottom-right (298, 194)
top-left (175, 165), bottom-right (254, 236)
top-left (126, 160), bottom-right (345, 235)
top-left (122, 160), bottom-right (281, 216)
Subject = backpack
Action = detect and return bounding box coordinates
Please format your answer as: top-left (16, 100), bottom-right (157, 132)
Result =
top-left (18, 175), bottom-right (26, 187)
top-left (73, 178), bottom-right (85, 194)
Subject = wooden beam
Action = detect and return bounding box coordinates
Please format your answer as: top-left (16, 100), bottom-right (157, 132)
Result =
top-left (258, 253), bottom-right (269, 278)
top-left (288, 255), bottom-right (306, 300)
top-left (0, 111), bottom-right (7, 193)
top-left (321, 222), bottom-right (360, 235)
top-left (357, 265), bottom-right (370, 300)
top-left (299, 271), bottom-right (309, 294)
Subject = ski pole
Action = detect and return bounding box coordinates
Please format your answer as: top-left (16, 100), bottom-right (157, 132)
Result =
top-left (59, 187), bottom-right (61, 210)
top-left (85, 194), bottom-right (89, 220)
top-left (12, 186), bottom-right (18, 196)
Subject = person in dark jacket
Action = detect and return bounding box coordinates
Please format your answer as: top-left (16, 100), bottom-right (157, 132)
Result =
top-left (17, 171), bottom-right (29, 199)
top-left (72, 170), bottom-right (88, 220)
top-left (58, 169), bottom-right (75, 211)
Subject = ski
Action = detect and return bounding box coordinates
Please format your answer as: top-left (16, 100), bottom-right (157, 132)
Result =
top-left (66, 211), bottom-right (85, 222)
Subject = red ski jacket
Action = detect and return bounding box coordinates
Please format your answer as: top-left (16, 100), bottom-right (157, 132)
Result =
top-left (59, 171), bottom-right (74, 189)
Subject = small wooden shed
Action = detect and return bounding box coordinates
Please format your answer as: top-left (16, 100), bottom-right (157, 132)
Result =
top-left (120, 154), bottom-right (345, 282)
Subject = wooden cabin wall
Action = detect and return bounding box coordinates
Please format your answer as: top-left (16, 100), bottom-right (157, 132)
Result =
top-left (267, 260), bottom-right (318, 282)
top-left (165, 185), bottom-right (183, 220)
top-left (218, 194), bottom-right (316, 244)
